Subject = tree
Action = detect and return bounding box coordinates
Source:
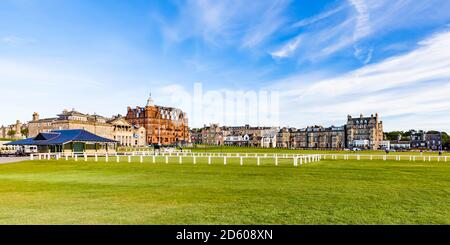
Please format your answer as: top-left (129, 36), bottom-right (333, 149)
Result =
top-left (21, 128), bottom-right (29, 137)
top-left (7, 130), bottom-right (16, 138)
top-left (384, 131), bottom-right (404, 141)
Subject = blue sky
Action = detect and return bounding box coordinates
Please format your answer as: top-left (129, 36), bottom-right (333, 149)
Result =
top-left (1, 0), bottom-right (450, 131)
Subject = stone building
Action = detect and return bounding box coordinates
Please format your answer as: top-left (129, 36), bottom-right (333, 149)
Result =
top-left (0, 120), bottom-right (27, 139)
top-left (346, 113), bottom-right (384, 150)
top-left (125, 95), bottom-right (189, 146)
top-left (27, 110), bottom-right (146, 147)
top-left (199, 124), bottom-right (278, 147)
top-left (108, 116), bottom-right (146, 147)
top-left (425, 132), bottom-right (442, 150)
top-left (289, 126), bottom-right (345, 149)
top-left (201, 124), bottom-right (227, 145)
top-left (277, 127), bottom-right (293, 148)
top-left (28, 110), bottom-right (113, 139)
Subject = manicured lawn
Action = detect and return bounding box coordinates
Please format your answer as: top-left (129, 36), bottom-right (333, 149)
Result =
top-left (188, 145), bottom-right (450, 155)
top-left (0, 157), bottom-right (449, 224)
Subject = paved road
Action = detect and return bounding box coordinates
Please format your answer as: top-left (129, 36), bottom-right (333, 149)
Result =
top-left (0, 157), bottom-right (29, 164)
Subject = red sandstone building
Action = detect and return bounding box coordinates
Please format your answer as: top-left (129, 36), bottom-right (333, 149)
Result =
top-left (125, 95), bottom-right (190, 146)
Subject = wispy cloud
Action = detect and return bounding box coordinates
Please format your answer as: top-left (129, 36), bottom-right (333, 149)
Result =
top-left (1, 36), bottom-right (37, 46)
top-left (272, 29), bottom-right (450, 131)
top-left (155, 0), bottom-right (290, 49)
top-left (269, 0), bottom-right (450, 64)
top-left (269, 35), bottom-right (301, 58)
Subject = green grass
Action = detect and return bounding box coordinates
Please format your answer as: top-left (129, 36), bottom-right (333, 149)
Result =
top-left (0, 157), bottom-right (449, 224)
top-left (188, 145), bottom-right (450, 155)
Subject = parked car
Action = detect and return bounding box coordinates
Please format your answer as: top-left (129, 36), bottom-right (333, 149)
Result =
top-left (16, 145), bottom-right (38, 156)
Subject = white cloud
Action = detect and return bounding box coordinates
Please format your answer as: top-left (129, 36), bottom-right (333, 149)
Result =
top-left (269, 35), bottom-right (301, 58)
top-left (1, 36), bottom-right (37, 46)
top-left (156, 0), bottom-right (290, 49)
top-left (272, 29), bottom-right (450, 132)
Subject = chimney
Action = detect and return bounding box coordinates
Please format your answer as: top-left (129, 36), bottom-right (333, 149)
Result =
top-left (32, 112), bottom-right (39, 121)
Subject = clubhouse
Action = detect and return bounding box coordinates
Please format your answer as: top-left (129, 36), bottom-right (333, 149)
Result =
top-left (6, 129), bottom-right (117, 153)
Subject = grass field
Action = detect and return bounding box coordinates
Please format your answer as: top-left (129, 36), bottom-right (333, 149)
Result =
top-left (0, 156), bottom-right (449, 224)
top-left (188, 145), bottom-right (450, 155)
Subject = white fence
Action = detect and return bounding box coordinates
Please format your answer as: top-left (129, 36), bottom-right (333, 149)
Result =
top-left (30, 152), bottom-right (323, 166)
top-left (29, 151), bottom-right (449, 166)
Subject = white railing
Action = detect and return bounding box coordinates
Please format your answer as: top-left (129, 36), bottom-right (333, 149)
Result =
top-left (29, 152), bottom-right (448, 166)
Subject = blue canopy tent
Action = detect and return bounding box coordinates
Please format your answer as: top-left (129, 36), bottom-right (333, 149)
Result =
top-left (6, 129), bottom-right (117, 153)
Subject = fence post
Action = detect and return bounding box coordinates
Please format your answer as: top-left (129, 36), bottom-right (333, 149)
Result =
top-left (193, 156), bottom-right (196, 164)
top-left (116, 155), bottom-right (120, 163)
top-left (257, 157), bottom-right (260, 166)
top-left (74, 155), bottom-right (78, 162)
top-left (128, 155), bottom-right (131, 163)
top-left (140, 155), bottom-right (143, 163)
top-left (165, 156), bottom-right (169, 164)
top-left (95, 154), bottom-right (98, 162)
top-left (294, 157), bottom-right (298, 167)
top-left (179, 156), bottom-right (182, 164)
top-left (445, 156), bottom-right (447, 162)
top-left (105, 153), bottom-right (108, 162)
top-left (152, 155), bottom-right (155, 163)
top-left (240, 157), bottom-right (243, 166)
top-left (413, 156), bottom-right (415, 161)
top-left (275, 156), bottom-right (278, 166)
top-left (30, 154), bottom-right (34, 160)
top-left (224, 156), bottom-right (227, 165)
top-left (429, 156), bottom-right (431, 162)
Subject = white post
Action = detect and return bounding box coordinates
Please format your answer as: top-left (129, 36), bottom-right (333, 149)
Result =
top-left (193, 156), bottom-right (196, 164)
top-left (413, 156), bottom-right (415, 161)
top-left (294, 157), bottom-right (298, 167)
top-left (152, 155), bottom-right (155, 163)
top-left (140, 155), bottom-right (143, 163)
top-left (30, 154), bottom-right (34, 160)
top-left (445, 156), bottom-right (447, 162)
top-left (116, 155), bottom-right (120, 163)
top-left (275, 156), bottom-right (278, 166)
top-left (240, 157), bottom-right (243, 166)
top-left (224, 156), bottom-right (227, 165)
top-left (437, 157), bottom-right (440, 162)
top-left (74, 155), bottom-right (78, 161)
top-left (429, 156), bottom-right (431, 162)
top-left (179, 156), bottom-right (182, 164)
top-left (383, 155), bottom-right (386, 161)
top-left (95, 154), bottom-right (98, 162)
top-left (165, 156), bottom-right (169, 164)
top-left (105, 154), bottom-right (109, 162)
top-left (257, 157), bottom-right (260, 166)
top-left (398, 156), bottom-right (401, 161)
top-left (423, 156), bottom-right (426, 161)
top-left (47, 153), bottom-right (51, 160)
top-left (208, 156), bottom-right (211, 165)
top-left (370, 155), bottom-right (373, 160)
top-left (128, 155), bottom-right (131, 163)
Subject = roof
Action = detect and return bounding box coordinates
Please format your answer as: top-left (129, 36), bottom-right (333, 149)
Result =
top-left (6, 129), bottom-right (117, 146)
